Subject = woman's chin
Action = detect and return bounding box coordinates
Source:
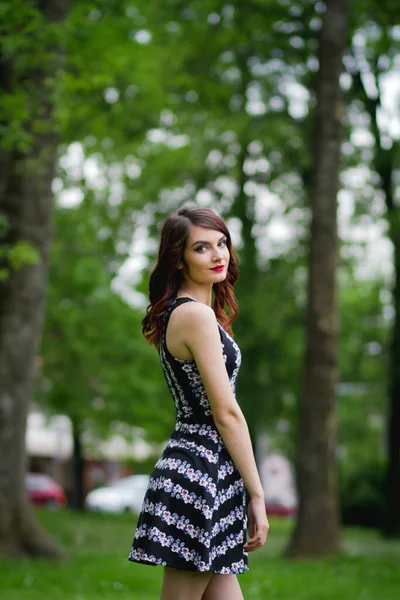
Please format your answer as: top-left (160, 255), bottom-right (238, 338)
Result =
top-left (209, 272), bottom-right (227, 283)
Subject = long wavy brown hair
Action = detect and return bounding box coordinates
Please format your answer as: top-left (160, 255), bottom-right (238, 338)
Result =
top-left (142, 206), bottom-right (239, 347)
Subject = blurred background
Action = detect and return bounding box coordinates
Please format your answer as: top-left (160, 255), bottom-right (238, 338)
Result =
top-left (0, 0), bottom-right (399, 599)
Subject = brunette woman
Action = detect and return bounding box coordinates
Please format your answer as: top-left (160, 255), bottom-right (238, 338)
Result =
top-left (129, 206), bottom-right (269, 600)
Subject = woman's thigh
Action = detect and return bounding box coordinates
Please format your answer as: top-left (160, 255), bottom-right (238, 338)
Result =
top-left (201, 574), bottom-right (244, 600)
top-left (160, 567), bottom-right (212, 600)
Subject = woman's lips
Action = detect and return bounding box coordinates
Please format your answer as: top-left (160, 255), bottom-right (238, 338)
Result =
top-left (210, 265), bottom-right (224, 272)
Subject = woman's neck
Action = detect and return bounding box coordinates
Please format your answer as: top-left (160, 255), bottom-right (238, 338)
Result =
top-left (177, 285), bottom-right (213, 307)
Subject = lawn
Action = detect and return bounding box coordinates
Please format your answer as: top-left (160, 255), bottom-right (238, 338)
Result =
top-left (0, 509), bottom-right (399, 600)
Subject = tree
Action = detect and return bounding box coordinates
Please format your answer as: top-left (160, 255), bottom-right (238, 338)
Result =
top-left (286, 0), bottom-right (351, 557)
top-left (338, 277), bottom-right (388, 463)
top-left (344, 2), bottom-right (400, 537)
top-left (0, 0), bottom-right (67, 557)
top-left (40, 200), bottom-right (171, 509)
top-left (0, 0), bottom-right (173, 550)
top-left (132, 0), bottom-right (318, 448)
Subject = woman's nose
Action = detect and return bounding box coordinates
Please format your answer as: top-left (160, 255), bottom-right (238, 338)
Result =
top-left (212, 247), bottom-right (224, 260)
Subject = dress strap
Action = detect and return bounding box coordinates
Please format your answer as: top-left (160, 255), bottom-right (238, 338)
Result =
top-left (164, 297), bottom-right (196, 325)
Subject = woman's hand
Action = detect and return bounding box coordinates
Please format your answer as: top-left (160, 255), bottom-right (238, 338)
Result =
top-left (244, 495), bottom-right (269, 552)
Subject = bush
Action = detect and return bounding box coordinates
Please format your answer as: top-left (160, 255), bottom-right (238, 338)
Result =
top-left (340, 460), bottom-right (386, 528)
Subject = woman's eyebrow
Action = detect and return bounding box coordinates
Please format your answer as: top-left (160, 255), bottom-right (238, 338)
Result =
top-left (191, 235), bottom-right (226, 248)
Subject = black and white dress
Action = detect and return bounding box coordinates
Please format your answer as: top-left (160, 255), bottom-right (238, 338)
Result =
top-left (128, 297), bottom-right (248, 575)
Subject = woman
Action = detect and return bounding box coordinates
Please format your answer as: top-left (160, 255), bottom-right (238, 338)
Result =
top-left (129, 206), bottom-right (269, 600)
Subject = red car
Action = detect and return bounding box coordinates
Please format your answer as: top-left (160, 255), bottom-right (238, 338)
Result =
top-left (265, 496), bottom-right (297, 517)
top-left (25, 473), bottom-right (67, 508)
top-left (266, 501), bottom-right (297, 517)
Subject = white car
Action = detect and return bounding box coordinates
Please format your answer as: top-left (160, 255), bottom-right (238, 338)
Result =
top-left (85, 474), bottom-right (149, 514)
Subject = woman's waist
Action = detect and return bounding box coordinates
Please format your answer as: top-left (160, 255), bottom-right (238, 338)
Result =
top-left (172, 420), bottom-right (223, 446)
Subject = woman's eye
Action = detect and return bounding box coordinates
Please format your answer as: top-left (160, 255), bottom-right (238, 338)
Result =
top-left (194, 240), bottom-right (226, 252)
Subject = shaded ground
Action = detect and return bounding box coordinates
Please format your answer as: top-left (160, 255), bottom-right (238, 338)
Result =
top-left (0, 509), bottom-right (399, 599)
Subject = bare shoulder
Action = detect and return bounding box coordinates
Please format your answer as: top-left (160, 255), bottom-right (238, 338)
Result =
top-left (166, 302), bottom-right (218, 360)
top-left (170, 301), bottom-right (217, 330)
top-left (177, 301), bottom-right (215, 320)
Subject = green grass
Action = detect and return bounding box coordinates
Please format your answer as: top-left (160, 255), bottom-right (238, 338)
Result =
top-left (0, 510), bottom-right (399, 600)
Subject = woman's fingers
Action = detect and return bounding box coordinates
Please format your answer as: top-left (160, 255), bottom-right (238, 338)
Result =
top-left (245, 532), bottom-right (266, 548)
top-left (247, 515), bottom-right (255, 539)
top-left (245, 497), bottom-right (270, 552)
top-left (244, 537), bottom-right (262, 552)
top-left (244, 522), bottom-right (269, 552)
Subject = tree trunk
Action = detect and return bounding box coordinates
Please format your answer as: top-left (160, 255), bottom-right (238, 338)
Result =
top-left (230, 45), bottom-right (261, 456)
top-left (68, 419), bottom-right (85, 510)
top-left (377, 151), bottom-right (400, 538)
top-left (233, 140), bottom-right (259, 451)
top-left (384, 231), bottom-right (400, 536)
top-left (0, 0), bottom-right (66, 557)
top-left (348, 42), bottom-right (400, 537)
top-left (285, 0), bottom-right (350, 558)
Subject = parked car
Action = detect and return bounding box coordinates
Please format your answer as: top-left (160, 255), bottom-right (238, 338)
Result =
top-left (265, 496), bottom-right (297, 517)
top-left (25, 473), bottom-right (67, 508)
top-left (85, 474), bottom-right (150, 514)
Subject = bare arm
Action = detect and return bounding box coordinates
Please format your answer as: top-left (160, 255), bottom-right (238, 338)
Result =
top-left (179, 303), bottom-right (269, 550)
top-left (180, 304), bottom-right (265, 500)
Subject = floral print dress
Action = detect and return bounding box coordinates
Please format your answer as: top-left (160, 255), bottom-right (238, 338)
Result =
top-left (128, 297), bottom-right (248, 575)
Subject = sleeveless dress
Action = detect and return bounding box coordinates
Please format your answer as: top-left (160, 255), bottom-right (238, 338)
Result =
top-left (128, 297), bottom-right (248, 575)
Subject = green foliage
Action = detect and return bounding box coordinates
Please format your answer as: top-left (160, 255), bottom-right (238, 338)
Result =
top-left (340, 459), bottom-right (386, 528)
top-left (39, 201), bottom-right (173, 445)
top-left (2, 0), bottom-right (395, 486)
top-left (262, 275), bottom-right (388, 467)
top-left (59, 0), bottom-right (169, 156)
top-left (123, 0), bottom-right (320, 449)
top-left (90, 0), bottom-right (394, 472)
top-left (0, 241), bottom-right (39, 282)
top-left (0, 0), bottom-right (65, 152)
top-left (337, 277), bottom-right (388, 468)
top-left (235, 254), bottom-right (305, 449)
top-left (8, 241), bottom-right (39, 269)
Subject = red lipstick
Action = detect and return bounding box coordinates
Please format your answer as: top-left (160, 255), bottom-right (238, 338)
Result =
top-left (211, 265), bottom-right (224, 272)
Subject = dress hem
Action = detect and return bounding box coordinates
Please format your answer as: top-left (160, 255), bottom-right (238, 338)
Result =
top-left (128, 556), bottom-right (249, 576)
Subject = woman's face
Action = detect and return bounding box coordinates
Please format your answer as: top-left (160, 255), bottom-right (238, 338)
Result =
top-left (180, 226), bottom-right (230, 286)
